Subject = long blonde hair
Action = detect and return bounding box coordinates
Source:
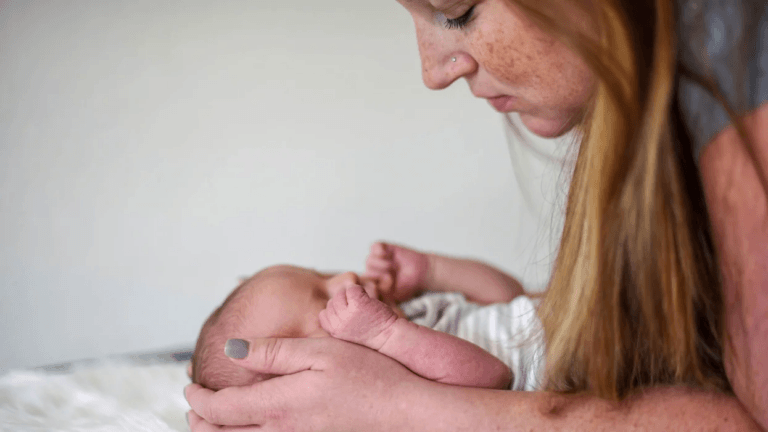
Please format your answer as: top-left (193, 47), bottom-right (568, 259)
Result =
top-left (508, 0), bottom-right (753, 399)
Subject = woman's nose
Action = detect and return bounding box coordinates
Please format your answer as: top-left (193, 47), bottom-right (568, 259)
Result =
top-left (414, 18), bottom-right (477, 90)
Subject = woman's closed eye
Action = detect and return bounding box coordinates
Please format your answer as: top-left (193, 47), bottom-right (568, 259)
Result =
top-left (442, 5), bottom-right (476, 30)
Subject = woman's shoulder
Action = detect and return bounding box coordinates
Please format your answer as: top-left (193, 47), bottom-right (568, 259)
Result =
top-left (675, 0), bottom-right (768, 159)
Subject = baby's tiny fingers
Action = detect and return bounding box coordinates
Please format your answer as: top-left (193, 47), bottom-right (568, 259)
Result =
top-left (378, 273), bottom-right (394, 293)
top-left (345, 284), bottom-right (368, 302)
top-left (370, 242), bottom-right (385, 256)
top-left (318, 309), bottom-right (330, 329)
top-left (366, 257), bottom-right (394, 273)
top-left (329, 296), bottom-right (344, 314)
top-left (361, 280), bottom-right (379, 299)
top-left (370, 242), bottom-right (393, 258)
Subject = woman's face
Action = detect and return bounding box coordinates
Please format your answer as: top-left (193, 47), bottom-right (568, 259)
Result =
top-left (398, 0), bottom-right (596, 138)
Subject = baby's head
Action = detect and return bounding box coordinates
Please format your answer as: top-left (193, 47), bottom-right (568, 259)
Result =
top-left (191, 265), bottom-right (370, 390)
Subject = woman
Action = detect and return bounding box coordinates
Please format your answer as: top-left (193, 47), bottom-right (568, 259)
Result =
top-left (185, 0), bottom-right (768, 430)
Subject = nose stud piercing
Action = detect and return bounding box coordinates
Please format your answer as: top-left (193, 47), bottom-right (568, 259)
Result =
top-left (451, 57), bottom-right (457, 62)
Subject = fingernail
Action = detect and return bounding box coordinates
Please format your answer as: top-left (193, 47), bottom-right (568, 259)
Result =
top-left (183, 385), bottom-right (189, 403)
top-left (185, 412), bottom-right (189, 426)
top-left (225, 339), bottom-right (249, 359)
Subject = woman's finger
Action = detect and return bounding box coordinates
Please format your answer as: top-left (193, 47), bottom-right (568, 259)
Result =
top-left (187, 368), bottom-right (322, 426)
top-left (187, 410), bottom-right (222, 431)
top-left (185, 380), bottom-right (276, 426)
top-left (184, 338), bottom-right (339, 425)
top-left (186, 384), bottom-right (231, 425)
top-left (188, 410), bottom-right (266, 432)
top-left (186, 338), bottom-right (336, 425)
top-left (232, 336), bottom-right (339, 373)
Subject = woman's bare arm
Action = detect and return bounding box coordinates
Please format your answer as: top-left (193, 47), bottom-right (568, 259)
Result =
top-left (699, 101), bottom-right (768, 430)
top-left (185, 337), bottom-right (760, 432)
top-left (409, 383), bottom-right (760, 432)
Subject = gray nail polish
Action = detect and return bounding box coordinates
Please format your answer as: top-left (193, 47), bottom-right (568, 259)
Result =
top-left (225, 339), bottom-right (249, 359)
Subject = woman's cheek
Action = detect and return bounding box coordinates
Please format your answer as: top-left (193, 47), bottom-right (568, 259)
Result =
top-left (473, 21), bottom-right (529, 88)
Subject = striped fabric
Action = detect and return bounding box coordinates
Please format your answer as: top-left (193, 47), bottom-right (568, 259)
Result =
top-left (400, 292), bottom-right (545, 391)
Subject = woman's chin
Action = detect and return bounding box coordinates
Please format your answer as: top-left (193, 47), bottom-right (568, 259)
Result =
top-left (518, 113), bottom-right (574, 138)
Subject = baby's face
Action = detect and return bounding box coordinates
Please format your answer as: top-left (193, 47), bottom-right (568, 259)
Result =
top-left (231, 265), bottom-right (380, 339)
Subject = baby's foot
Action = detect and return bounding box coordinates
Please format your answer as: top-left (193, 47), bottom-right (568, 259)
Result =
top-left (319, 284), bottom-right (400, 350)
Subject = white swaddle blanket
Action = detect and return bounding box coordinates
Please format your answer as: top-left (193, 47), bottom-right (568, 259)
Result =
top-left (401, 292), bottom-right (545, 391)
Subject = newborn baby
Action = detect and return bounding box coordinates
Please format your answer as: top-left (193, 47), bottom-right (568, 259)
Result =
top-left (192, 264), bottom-right (512, 390)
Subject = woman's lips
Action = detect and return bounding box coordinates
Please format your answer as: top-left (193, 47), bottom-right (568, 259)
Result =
top-left (487, 95), bottom-right (516, 112)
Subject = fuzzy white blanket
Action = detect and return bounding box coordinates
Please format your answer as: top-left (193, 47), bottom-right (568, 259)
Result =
top-left (0, 362), bottom-right (190, 432)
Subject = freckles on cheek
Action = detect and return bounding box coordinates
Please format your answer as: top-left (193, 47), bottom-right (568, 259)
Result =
top-left (474, 16), bottom-right (540, 87)
top-left (476, 30), bottom-right (526, 87)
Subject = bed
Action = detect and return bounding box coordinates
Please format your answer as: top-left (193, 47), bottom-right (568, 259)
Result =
top-left (0, 346), bottom-right (194, 432)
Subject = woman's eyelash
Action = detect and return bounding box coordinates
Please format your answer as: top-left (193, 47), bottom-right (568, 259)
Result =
top-left (444, 6), bottom-right (476, 30)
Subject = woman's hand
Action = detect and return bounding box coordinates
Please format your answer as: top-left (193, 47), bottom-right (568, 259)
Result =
top-left (185, 336), bottom-right (424, 432)
top-left (184, 339), bottom-right (763, 432)
top-left (365, 242), bottom-right (431, 302)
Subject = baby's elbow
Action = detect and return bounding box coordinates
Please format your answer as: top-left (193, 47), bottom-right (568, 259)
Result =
top-left (493, 364), bottom-right (513, 390)
top-left (469, 362), bottom-right (512, 390)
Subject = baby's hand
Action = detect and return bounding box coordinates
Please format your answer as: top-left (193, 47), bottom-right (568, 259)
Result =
top-left (365, 242), bottom-right (431, 302)
top-left (319, 284), bottom-right (399, 351)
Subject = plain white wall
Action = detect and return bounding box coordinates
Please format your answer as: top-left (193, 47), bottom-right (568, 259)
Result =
top-left (0, 0), bottom-right (571, 372)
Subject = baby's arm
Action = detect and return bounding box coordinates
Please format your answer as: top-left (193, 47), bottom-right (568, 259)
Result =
top-left (366, 242), bottom-right (524, 304)
top-left (319, 284), bottom-right (512, 389)
top-left (426, 254), bottom-right (524, 304)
